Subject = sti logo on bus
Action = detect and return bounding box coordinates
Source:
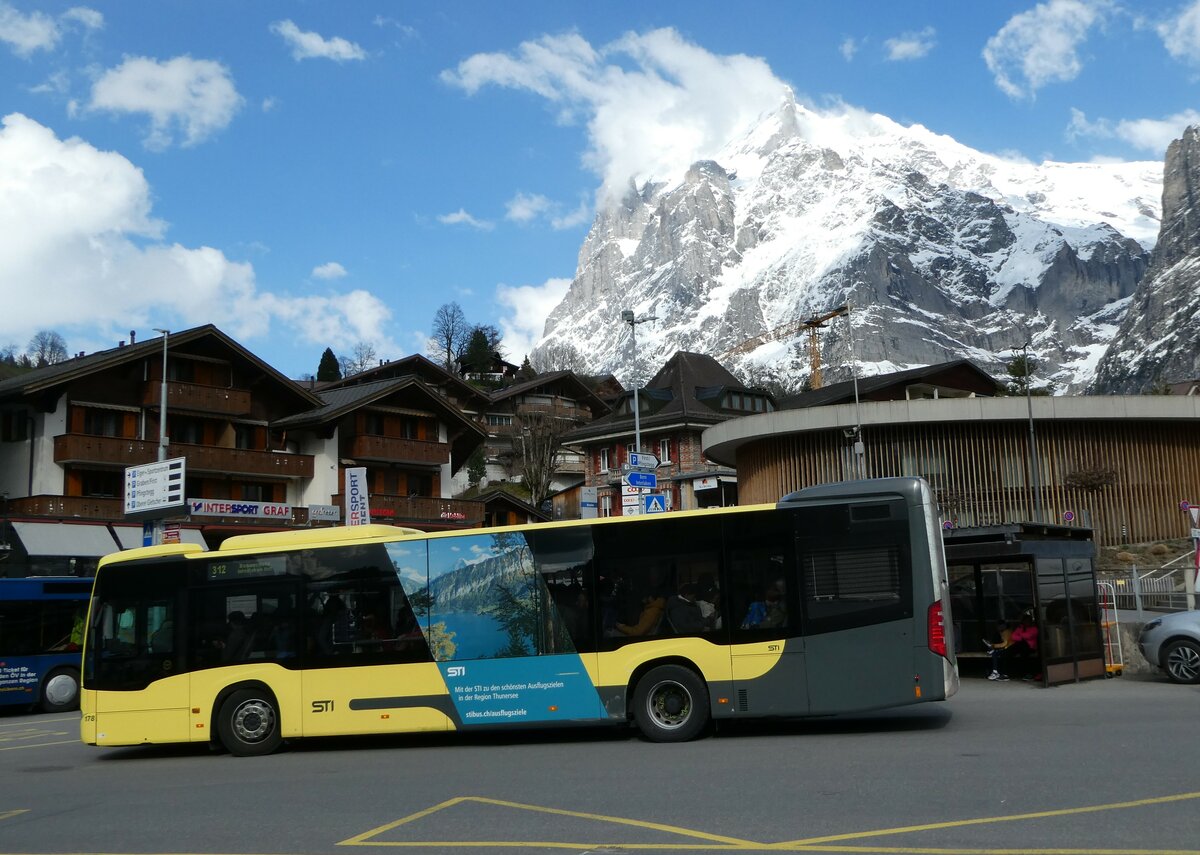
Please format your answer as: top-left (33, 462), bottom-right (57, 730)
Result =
top-left (447, 666), bottom-right (466, 677)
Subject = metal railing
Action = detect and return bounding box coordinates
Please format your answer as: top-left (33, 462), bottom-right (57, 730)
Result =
top-left (1101, 560), bottom-right (1195, 612)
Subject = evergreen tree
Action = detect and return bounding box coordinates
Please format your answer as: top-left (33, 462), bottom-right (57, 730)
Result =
top-left (316, 347), bottom-right (341, 381)
top-left (462, 328), bottom-right (493, 375)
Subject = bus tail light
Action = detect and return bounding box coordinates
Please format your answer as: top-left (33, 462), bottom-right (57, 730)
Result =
top-left (927, 601), bottom-right (947, 658)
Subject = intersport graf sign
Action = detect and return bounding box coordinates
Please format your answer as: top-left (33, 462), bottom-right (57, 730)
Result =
top-left (345, 466), bottom-right (371, 526)
top-left (189, 498), bottom-right (292, 519)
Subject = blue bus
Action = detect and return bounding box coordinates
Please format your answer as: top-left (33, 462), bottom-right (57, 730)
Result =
top-left (0, 577), bottom-right (92, 712)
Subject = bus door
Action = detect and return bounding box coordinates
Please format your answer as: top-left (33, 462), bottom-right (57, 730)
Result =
top-left (726, 511), bottom-right (809, 717)
top-left (797, 500), bottom-right (917, 715)
top-left (89, 563), bottom-right (191, 745)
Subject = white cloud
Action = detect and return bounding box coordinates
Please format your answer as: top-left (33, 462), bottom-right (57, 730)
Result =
top-left (1067, 106), bottom-right (1200, 155)
top-left (437, 208), bottom-right (494, 230)
top-left (884, 27), bottom-right (936, 61)
top-left (271, 20), bottom-right (366, 62)
top-left (1158, 0), bottom-right (1200, 63)
top-left (61, 7), bottom-right (102, 31)
top-left (496, 278), bottom-right (571, 359)
top-left (442, 28), bottom-right (789, 202)
top-left (505, 192), bottom-right (552, 223)
top-left (0, 4), bottom-right (100, 58)
top-left (839, 37), bottom-right (860, 62)
top-left (0, 2), bottom-right (60, 56)
top-left (0, 113), bottom-right (393, 356)
top-left (262, 96), bottom-right (279, 112)
top-left (88, 56), bottom-right (243, 149)
top-left (312, 262), bottom-right (347, 280)
top-left (551, 196), bottom-right (591, 230)
top-left (983, 0), bottom-right (1113, 99)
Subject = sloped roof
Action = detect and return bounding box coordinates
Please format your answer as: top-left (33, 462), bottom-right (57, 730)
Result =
top-left (778, 360), bottom-right (1001, 409)
top-left (487, 370), bottom-right (611, 415)
top-left (563, 351), bottom-right (767, 442)
top-left (474, 487), bottom-right (550, 522)
top-left (322, 353), bottom-right (489, 408)
top-left (273, 375), bottom-right (485, 438)
top-left (0, 324), bottom-right (322, 410)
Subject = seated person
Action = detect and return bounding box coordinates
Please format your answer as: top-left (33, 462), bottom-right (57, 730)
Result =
top-left (614, 592), bottom-right (666, 637)
top-left (983, 620), bottom-right (1013, 680)
top-left (741, 583), bottom-right (787, 629)
top-left (1001, 611), bottom-right (1040, 680)
top-left (666, 583), bottom-right (711, 633)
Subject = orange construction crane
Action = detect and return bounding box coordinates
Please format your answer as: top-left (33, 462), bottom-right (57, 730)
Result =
top-left (718, 305), bottom-right (848, 389)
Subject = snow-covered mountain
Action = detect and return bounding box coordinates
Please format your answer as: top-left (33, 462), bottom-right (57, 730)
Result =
top-left (534, 93), bottom-right (1163, 392)
top-left (1091, 126), bottom-right (1200, 392)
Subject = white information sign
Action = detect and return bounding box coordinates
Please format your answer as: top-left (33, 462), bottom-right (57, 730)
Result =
top-left (124, 457), bottom-right (187, 518)
top-left (308, 504), bottom-right (341, 522)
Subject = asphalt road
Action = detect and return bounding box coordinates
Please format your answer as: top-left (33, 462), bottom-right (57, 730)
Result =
top-left (1, 673), bottom-right (1197, 855)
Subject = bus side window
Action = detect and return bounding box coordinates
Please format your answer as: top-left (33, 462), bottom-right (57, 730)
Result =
top-left (725, 509), bottom-right (796, 640)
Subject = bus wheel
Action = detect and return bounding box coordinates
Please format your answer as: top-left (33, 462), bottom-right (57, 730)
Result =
top-left (41, 668), bottom-right (79, 713)
top-left (632, 665), bottom-right (709, 742)
top-left (217, 690), bottom-right (282, 756)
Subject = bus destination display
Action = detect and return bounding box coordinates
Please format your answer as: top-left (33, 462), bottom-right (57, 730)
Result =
top-left (207, 556), bottom-right (286, 581)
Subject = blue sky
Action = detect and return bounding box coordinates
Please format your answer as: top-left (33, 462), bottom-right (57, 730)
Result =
top-left (1, 1), bottom-right (1196, 378)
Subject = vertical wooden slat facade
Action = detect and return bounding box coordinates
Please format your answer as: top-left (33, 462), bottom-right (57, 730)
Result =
top-left (726, 413), bottom-right (1200, 547)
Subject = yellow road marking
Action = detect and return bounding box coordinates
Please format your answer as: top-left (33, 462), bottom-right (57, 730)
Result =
top-left (0, 810), bottom-right (29, 822)
top-left (0, 739), bottom-right (78, 751)
top-left (339, 795), bottom-right (758, 847)
top-left (774, 790), bottom-right (1200, 848)
top-left (337, 791), bottom-right (1200, 854)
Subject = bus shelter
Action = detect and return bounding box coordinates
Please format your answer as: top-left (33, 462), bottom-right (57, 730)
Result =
top-left (944, 523), bottom-right (1105, 686)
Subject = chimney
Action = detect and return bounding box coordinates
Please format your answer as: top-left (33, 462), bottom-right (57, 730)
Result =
top-left (130, 330), bottom-right (136, 344)
top-left (118, 341), bottom-right (125, 348)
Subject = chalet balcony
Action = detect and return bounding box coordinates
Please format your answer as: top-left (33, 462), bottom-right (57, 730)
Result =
top-left (53, 434), bottom-right (314, 479)
top-left (348, 435), bottom-right (449, 465)
top-left (142, 380), bottom-right (252, 416)
top-left (7, 495), bottom-right (122, 520)
top-left (331, 493), bottom-right (484, 528)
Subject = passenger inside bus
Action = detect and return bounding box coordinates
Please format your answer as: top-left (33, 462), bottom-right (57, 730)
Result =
top-left (666, 583), bottom-right (710, 633)
top-left (741, 582), bottom-right (787, 629)
top-left (614, 591), bottom-right (666, 636)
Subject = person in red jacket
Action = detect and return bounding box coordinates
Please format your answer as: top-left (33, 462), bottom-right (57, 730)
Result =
top-left (1002, 611), bottom-right (1040, 680)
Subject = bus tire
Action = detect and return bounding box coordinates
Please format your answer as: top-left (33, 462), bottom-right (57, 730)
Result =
top-left (40, 667), bottom-right (79, 713)
top-left (217, 689), bottom-right (282, 756)
top-left (632, 665), bottom-right (709, 742)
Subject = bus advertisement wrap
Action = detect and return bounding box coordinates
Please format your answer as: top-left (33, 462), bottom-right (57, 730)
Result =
top-left (439, 656), bottom-right (606, 724)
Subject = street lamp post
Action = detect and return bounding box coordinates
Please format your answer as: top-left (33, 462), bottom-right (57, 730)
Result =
top-left (621, 309), bottom-right (656, 454)
top-left (152, 328), bottom-right (169, 545)
top-left (1015, 342), bottom-right (1042, 524)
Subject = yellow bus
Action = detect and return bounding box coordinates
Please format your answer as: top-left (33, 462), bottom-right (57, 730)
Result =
top-left (81, 477), bottom-right (957, 755)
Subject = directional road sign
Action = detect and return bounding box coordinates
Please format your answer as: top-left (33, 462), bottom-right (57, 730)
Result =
top-left (628, 452), bottom-right (660, 469)
top-left (643, 493), bottom-right (667, 514)
top-left (624, 471), bottom-right (657, 489)
top-left (124, 457), bottom-right (187, 520)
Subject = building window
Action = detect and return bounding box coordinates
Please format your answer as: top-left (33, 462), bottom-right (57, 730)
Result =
top-left (599, 448), bottom-right (610, 473)
top-left (81, 470), bottom-right (121, 498)
top-left (83, 409), bottom-right (121, 437)
top-left (1, 412), bottom-right (29, 442)
top-left (626, 443), bottom-right (636, 459)
top-left (486, 414), bottom-right (513, 426)
top-left (600, 493), bottom-right (612, 517)
top-left (659, 438), bottom-right (671, 463)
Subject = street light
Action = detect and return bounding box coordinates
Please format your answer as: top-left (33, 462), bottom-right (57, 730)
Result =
top-left (152, 328), bottom-right (169, 545)
top-left (1014, 342), bottom-right (1042, 524)
top-left (621, 309), bottom-right (656, 454)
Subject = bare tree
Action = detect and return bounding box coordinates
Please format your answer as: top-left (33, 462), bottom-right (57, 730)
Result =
top-left (337, 341), bottom-right (378, 377)
top-left (27, 330), bottom-right (68, 367)
top-left (509, 401), bottom-right (585, 508)
top-left (531, 340), bottom-right (587, 374)
top-left (428, 302), bottom-right (471, 371)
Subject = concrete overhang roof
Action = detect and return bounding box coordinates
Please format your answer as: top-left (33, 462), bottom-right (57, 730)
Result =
top-left (702, 395), bottom-right (1200, 467)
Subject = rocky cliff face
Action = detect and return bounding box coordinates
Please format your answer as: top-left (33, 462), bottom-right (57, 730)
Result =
top-left (1091, 126), bottom-right (1200, 392)
top-left (535, 97), bottom-right (1162, 392)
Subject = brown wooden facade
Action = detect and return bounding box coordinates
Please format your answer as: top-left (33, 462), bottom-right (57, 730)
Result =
top-left (710, 400), bottom-right (1200, 547)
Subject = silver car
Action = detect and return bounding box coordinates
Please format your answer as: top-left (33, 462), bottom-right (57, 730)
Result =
top-left (1139, 611), bottom-right (1200, 684)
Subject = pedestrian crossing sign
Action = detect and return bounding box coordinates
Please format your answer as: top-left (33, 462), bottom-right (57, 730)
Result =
top-left (643, 493), bottom-right (667, 514)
